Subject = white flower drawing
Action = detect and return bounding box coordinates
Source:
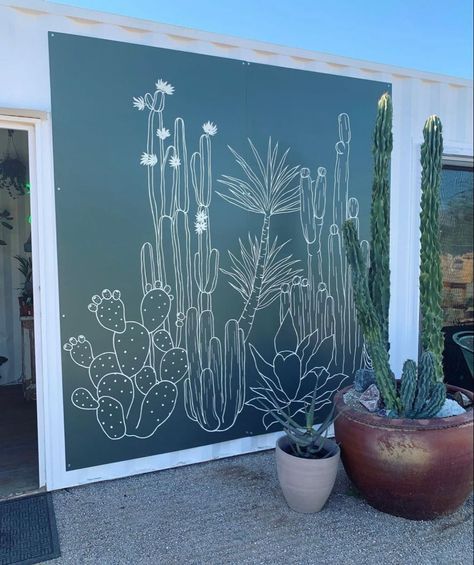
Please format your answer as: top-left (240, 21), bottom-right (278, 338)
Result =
top-left (169, 154), bottom-right (181, 169)
top-left (195, 210), bottom-right (208, 235)
top-left (140, 152), bottom-right (158, 166)
top-left (195, 220), bottom-right (207, 235)
top-left (202, 121), bottom-right (218, 136)
top-left (132, 96), bottom-right (146, 111)
top-left (196, 209), bottom-right (208, 223)
top-left (155, 79), bottom-right (175, 96)
top-left (156, 127), bottom-right (171, 140)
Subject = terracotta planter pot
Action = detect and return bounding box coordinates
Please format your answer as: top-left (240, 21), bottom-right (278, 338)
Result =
top-left (334, 385), bottom-right (473, 520)
top-left (275, 436), bottom-right (340, 513)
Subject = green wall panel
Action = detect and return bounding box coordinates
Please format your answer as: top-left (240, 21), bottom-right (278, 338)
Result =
top-left (49, 32), bottom-right (390, 470)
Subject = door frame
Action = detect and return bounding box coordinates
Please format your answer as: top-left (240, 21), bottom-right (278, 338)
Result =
top-left (0, 111), bottom-right (61, 491)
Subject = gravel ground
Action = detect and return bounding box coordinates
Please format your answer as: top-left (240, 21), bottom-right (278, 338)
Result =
top-left (49, 450), bottom-right (473, 565)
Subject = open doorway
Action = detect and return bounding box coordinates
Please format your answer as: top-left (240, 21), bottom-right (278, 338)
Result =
top-left (0, 126), bottom-right (38, 498)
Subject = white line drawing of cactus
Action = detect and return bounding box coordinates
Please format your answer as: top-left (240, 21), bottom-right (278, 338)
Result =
top-left (65, 286), bottom-right (188, 440)
top-left (299, 165), bottom-right (327, 333)
top-left (191, 126), bottom-right (220, 313)
top-left (136, 81), bottom-right (196, 342)
top-left (217, 139), bottom-right (300, 340)
top-left (246, 112), bottom-right (369, 427)
top-left (65, 75), bottom-right (371, 442)
top-left (183, 307), bottom-right (246, 431)
top-left (67, 79), bottom-right (243, 439)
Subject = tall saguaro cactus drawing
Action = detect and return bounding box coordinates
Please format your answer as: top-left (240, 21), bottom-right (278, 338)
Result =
top-left (191, 125), bottom-right (220, 312)
top-left (299, 166), bottom-right (327, 334)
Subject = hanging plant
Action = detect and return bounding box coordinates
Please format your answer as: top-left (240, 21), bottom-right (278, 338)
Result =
top-left (0, 130), bottom-right (27, 199)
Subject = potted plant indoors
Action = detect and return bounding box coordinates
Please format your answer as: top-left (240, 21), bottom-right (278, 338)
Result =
top-left (263, 386), bottom-right (341, 514)
top-left (15, 255), bottom-right (33, 316)
top-left (334, 93), bottom-right (473, 520)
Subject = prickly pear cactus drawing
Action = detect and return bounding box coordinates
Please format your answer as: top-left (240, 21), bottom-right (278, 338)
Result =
top-left (66, 282), bottom-right (187, 440)
top-left (64, 73), bottom-right (373, 444)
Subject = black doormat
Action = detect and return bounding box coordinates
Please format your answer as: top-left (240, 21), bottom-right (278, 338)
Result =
top-left (0, 493), bottom-right (60, 565)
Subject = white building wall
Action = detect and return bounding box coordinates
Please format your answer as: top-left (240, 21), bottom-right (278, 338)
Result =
top-left (0, 0), bottom-right (472, 490)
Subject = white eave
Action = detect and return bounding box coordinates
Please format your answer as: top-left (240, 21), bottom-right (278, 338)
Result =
top-left (2, 0), bottom-right (472, 88)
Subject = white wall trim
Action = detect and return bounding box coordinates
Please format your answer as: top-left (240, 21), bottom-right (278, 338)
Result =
top-left (41, 425), bottom-right (335, 491)
top-left (51, 432), bottom-right (281, 490)
top-left (0, 114), bottom-right (48, 488)
top-left (0, 108), bottom-right (48, 120)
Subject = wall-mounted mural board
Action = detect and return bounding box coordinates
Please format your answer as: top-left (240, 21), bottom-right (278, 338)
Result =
top-left (49, 32), bottom-right (390, 471)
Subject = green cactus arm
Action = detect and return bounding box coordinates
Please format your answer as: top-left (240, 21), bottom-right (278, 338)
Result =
top-left (411, 351), bottom-right (446, 418)
top-left (411, 351), bottom-right (434, 415)
top-left (369, 92), bottom-right (392, 352)
top-left (419, 382), bottom-right (446, 418)
top-left (342, 220), bottom-right (400, 411)
top-left (400, 359), bottom-right (417, 417)
top-left (419, 116), bottom-right (445, 382)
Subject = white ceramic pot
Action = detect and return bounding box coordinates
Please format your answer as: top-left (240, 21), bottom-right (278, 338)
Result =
top-left (275, 435), bottom-right (340, 513)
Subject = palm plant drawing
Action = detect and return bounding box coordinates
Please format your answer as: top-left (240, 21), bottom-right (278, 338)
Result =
top-left (217, 139), bottom-right (300, 339)
top-left (221, 235), bottom-right (302, 316)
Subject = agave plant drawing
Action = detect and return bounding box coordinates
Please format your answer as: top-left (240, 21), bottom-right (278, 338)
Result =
top-left (217, 138), bottom-right (300, 339)
top-left (247, 308), bottom-right (349, 430)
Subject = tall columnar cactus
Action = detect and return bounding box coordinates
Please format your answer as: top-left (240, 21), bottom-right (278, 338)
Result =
top-left (299, 166), bottom-right (327, 335)
top-left (170, 118), bottom-right (193, 327)
top-left (369, 93), bottom-right (392, 352)
top-left (343, 93), bottom-right (447, 416)
top-left (191, 131), bottom-right (219, 312)
top-left (346, 196), bottom-right (362, 371)
top-left (419, 116), bottom-right (444, 381)
top-left (328, 223), bottom-right (346, 368)
top-left (333, 113), bottom-right (351, 229)
top-left (342, 221), bottom-right (400, 411)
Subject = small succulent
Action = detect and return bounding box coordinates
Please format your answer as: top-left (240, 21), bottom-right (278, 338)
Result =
top-left (259, 382), bottom-right (338, 459)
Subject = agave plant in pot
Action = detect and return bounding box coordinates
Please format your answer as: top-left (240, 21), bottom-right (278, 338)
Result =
top-left (261, 385), bottom-right (341, 514)
top-left (334, 93), bottom-right (473, 520)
